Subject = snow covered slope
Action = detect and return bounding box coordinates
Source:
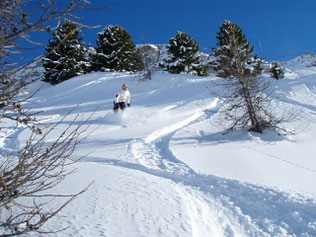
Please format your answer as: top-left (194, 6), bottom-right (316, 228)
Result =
top-left (3, 55), bottom-right (316, 236)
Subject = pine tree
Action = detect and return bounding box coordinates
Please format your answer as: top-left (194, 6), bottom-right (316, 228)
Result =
top-left (42, 19), bottom-right (86, 85)
top-left (269, 62), bottom-right (284, 80)
top-left (213, 20), bottom-right (262, 78)
top-left (92, 25), bottom-right (143, 72)
top-left (212, 20), bottom-right (283, 133)
top-left (165, 31), bottom-right (206, 76)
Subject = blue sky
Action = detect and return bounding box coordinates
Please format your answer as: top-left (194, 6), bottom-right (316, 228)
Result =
top-left (23, 0), bottom-right (316, 62)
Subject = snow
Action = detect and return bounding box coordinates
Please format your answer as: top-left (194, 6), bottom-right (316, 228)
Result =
top-left (2, 55), bottom-right (316, 236)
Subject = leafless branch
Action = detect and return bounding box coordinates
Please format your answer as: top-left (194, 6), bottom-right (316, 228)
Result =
top-left (0, 0), bottom-right (110, 235)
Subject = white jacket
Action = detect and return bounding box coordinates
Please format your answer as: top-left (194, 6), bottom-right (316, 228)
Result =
top-left (115, 89), bottom-right (130, 104)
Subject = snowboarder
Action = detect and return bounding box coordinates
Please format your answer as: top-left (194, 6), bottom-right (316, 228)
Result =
top-left (113, 83), bottom-right (131, 112)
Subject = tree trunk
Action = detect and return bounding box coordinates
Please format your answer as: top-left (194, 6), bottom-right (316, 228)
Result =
top-left (241, 80), bottom-right (262, 133)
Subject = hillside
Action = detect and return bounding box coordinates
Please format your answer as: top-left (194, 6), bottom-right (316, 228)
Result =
top-left (2, 54), bottom-right (316, 236)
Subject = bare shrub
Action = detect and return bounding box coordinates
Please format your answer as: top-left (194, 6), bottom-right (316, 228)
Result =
top-left (0, 1), bottom-right (110, 235)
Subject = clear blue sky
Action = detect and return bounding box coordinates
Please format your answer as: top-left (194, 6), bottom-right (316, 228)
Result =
top-left (23, 0), bottom-right (316, 62)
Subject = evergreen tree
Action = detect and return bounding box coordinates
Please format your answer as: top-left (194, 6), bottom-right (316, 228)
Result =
top-left (213, 20), bottom-right (262, 78)
top-left (269, 62), bottom-right (284, 80)
top-left (92, 25), bottom-right (143, 72)
top-left (165, 31), bottom-right (206, 76)
top-left (43, 19), bottom-right (86, 85)
top-left (212, 20), bottom-right (283, 133)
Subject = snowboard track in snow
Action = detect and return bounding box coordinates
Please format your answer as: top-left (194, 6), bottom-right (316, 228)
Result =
top-left (91, 109), bottom-right (316, 237)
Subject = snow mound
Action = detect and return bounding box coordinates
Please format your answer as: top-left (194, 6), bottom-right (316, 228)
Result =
top-left (285, 52), bottom-right (316, 67)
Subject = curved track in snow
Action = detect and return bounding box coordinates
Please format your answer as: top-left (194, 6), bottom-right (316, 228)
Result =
top-left (120, 105), bottom-right (316, 236)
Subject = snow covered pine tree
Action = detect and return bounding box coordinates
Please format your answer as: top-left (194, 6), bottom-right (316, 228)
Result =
top-left (165, 31), bottom-right (207, 76)
top-left (212, 20), bottom-right (285, 133)
top-left (91, 25), bottom-right (143, 72)
top-left (43, 19), bottom-right (87, 85)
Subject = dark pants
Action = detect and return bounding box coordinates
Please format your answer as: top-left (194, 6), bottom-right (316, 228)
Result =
top-left (113, 102), bottom-right (126, 112)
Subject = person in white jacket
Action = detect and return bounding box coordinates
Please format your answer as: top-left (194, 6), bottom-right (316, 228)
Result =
top-left (113, 83), bottom-right (131, 112)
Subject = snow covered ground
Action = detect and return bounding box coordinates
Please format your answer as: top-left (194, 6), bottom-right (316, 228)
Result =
top-left (2, 54), bottom-right (316, 236)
